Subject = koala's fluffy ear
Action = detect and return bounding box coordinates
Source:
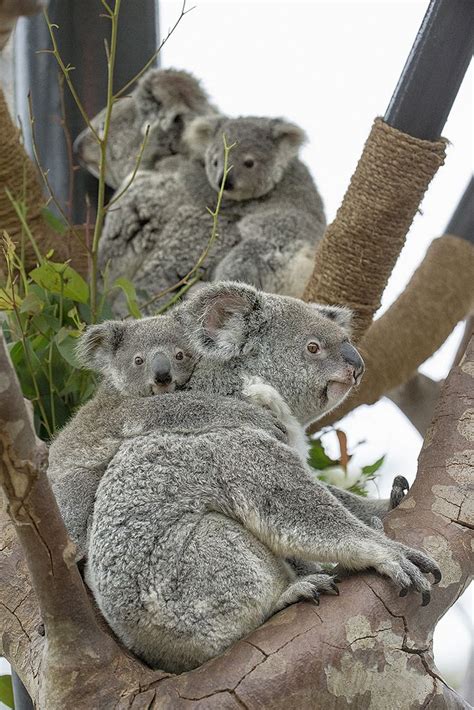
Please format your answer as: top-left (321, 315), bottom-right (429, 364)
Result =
top-left (311, 304), bottom-right (353, 334)
top-left (178, 282), bottom-right (265, 360)
top-left (76, 321), bottom-right (126, 371)
top-left (272, 119), bottom-right (307, 160)
top-left (183, 115), bottom-right (225, 156)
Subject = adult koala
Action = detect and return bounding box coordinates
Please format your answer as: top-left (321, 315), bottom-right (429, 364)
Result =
top-left (99, 116), bottom-right (326, 312)
top-left (74, 67), bottom-right (218, 189)
top-left (86, 283), bottom-right (440, 673)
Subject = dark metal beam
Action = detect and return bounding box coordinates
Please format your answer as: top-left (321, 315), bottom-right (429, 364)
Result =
top-left (15, 0), bottom-right (159, 223)
top-left (445, 177), bottom-right (474, 244)
top-left (384, 0), bottom-right (473, 140)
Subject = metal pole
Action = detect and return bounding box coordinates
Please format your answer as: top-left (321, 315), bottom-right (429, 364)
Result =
top-left (445, 177), bottom-right (474, 245)
top-left (384, 0), bottom-right (473, 140)
top-left (14, 0), bottom-right (159, 223)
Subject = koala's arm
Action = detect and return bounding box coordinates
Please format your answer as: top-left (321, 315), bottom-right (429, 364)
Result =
top-left (325, 476), bottom-right (410, 526)
top-left (222, 437), bottom-right (439, 602)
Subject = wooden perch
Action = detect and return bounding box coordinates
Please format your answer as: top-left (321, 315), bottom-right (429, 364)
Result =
top-left (1, 329), bottom-right (472, 708)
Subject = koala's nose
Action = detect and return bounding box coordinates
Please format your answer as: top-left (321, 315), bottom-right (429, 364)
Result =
top-left (151, 353), bottom-right (172, 385)
top-left (341, 342), bottom-right (365, 384)
top-left (220, 172), bottom-right (234, 191)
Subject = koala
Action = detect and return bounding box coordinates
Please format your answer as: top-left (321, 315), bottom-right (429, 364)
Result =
top-left (48, 314), bottom-right (196, 556)
top-left (74, 68), bottom-right (218, 189)
top-left (99, 115), bottom-right (326, 314)
top-left (86, 283), bottom-right (440, 673)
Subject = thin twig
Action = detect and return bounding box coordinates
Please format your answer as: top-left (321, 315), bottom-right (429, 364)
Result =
top-left (5, 189), bottom-right (43, 265)
top-left (42, 9), bottom-right (100, 141)
top-left (140, 136), bottom-right (235, 311)
top-left (27, 94), bottom-right (89, 252)
top-left (114, 0), bottom-right (195, 99)
top-left (105, 124), bottom-right (150, 210)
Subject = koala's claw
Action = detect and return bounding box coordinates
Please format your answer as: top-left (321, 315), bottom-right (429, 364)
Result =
top-left (390, 475), bottom-right (410, 509)
top-left (375, 544), bottom-right (441, 606)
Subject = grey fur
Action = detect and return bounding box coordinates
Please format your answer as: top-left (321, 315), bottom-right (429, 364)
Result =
top-left (48, 314), bottom-right (196, 555)
top-left (86, 283), bottom-right (440, 673)
top-left (99, 116), bottom-right (326, 314)
top-left (74, 68), bottom-right (218, 189)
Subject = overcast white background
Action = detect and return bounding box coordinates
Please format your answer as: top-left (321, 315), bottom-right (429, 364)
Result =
top-left (159, 0), bottom-right (473, 692)
top-left (1, 0), bottom-right (472, 701)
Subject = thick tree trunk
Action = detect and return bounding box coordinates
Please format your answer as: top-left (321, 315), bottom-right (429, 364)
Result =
top-left (1, 331), bottom-right (472, 708)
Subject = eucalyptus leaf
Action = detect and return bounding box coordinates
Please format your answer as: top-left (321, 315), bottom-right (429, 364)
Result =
top-left (362, 456), bottom-right (385, 475)
top-left (0, 674), bottom-right (14, 708)
top-left (112, 277), bottom-right (142, 319)
top-left (30, 262), bottom-right (89, 304)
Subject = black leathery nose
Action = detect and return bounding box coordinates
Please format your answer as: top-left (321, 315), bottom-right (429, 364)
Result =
top-left (152, 353), bottom-right (172, 384)
top-left (341, 341), bottom-right (365, 378)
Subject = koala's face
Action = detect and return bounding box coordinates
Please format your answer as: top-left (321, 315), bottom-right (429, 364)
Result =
top-left (77, 315), bottom-right (195, 397)
top-left (180, 283), bottom-right (364, 426)
top-left (185, 116), bottom-right (306, 201)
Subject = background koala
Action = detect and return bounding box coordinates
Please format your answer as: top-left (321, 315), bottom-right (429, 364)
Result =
top-left (74, 68), bottom-right (218, 189)
top-left (86, 283), bottom-right (440, 673)
top-left (99, 115), bottom-right (326, 314)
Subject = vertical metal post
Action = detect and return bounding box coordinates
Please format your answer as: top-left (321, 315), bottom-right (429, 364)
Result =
top-left (384, 0), bottom-right (473, 140)
top-left (14, 0), bottom-right (159, 223)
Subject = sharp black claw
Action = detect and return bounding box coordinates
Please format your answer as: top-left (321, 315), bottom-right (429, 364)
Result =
top-left (330, 582), bottom-right (340, 595)
top-left (399, 588), bottom-right (408, 597)
top-left (433, 569), bottom-right (442, 584)
top-left (421, 591), bottom-right (431, 606)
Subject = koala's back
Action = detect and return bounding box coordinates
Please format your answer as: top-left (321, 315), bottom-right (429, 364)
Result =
top-left (87, 423), bottom-right (295, 672)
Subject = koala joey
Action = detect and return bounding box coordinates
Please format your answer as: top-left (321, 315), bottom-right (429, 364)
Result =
top-left (48, 314), bottom-right (195, 556)
top-left (99, 115), bottom-right (326, 314)
top-left (86, 283), bottom-right (440, 673)
top-left (74, 68), bottom-right (218, 189)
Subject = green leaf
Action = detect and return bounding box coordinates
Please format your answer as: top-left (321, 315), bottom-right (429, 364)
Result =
top-left (0, 674), bottom-right (14, 708)
top-left (307, 438), bottom-right (339, 470)
top-left (42, 207), bottom-right (67, 235)
top-left (362, 456), bottom-right (385, 476)
top-left (19, 292), bottom-right (44, 316)
top-left (112, 277), bottom-right (141, 319)
top-left (29, 262), bottom-right (89, 304)
top-left (55, 329), bottom-right (81, 368)
top-left (348, 483), bottom-right (369, 497)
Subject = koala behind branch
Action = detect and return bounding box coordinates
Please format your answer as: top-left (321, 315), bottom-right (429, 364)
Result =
top-left (74, 67), bottom-right (219, 189)
top-left (87, 282), bottom-right (440, 673)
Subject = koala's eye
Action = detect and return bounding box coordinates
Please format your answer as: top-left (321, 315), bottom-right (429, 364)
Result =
top-left (173, 114), bottom-right (183, 127)
top-left (244, 158), bottom-right (255, 168)
top-left (134, 356), bottom-right (144, 366)
top-left (307, 341), bottom-right (320, 354)
top-left (213, 158), bottom-right (218, 167)
top-left (175, 350), bottom-right (184, 361)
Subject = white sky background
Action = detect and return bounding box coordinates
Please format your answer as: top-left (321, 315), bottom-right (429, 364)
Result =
top-left (160, 0), bottom-right (473, 691)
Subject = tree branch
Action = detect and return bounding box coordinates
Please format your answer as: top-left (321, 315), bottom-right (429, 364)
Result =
top-left (1, 333), bottom-right (471, 707)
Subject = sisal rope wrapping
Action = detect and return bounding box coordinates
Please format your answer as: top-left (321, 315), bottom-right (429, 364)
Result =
top-left (303, 118), bottom-right (447, 340)
top-left (0, 86), bottom-right (89, 275)
top-left (309, 234), bottom-right (474, 432)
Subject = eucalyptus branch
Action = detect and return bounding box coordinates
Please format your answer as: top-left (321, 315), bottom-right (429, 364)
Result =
top-left (141, 135), bottom-right (235, 312)
top-left (5, 188), bottom-right (43, 264)
top-left (27, 93), bottom-right (89, 252)
top-left (42, 9), bottom-right (99, 141)
top-left (114, 0), bottom-right (194, 99)
top-left (105, 124), bottom-right (150, 210)
top-left (88, 0), bottom-right (121, 322)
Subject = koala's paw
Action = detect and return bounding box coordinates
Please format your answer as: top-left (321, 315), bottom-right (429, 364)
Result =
top-left (390, 475), bottom-right (410, 509)
top-left (373, 542), bottom-right (441, 606)
top-left (275, 574), bottom-right (339, 611)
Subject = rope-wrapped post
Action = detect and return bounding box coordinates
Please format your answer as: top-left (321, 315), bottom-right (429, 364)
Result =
top-left (310, 233), bottom-right (474, 432)
top-left (303, 118), bottom-right (446, 339)
top-left (0, 86), bottom-right (89, 275)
